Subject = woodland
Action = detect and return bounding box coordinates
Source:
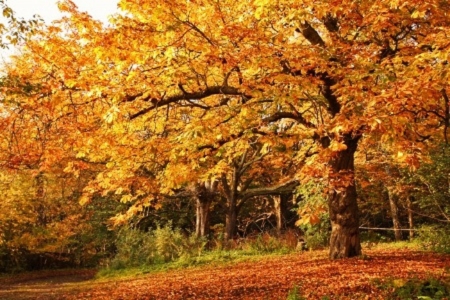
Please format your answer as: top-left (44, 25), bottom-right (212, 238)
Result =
top-left (0, 1), bottom-right (449, 295)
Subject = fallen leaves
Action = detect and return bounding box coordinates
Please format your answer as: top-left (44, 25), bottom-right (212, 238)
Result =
top-left (1, 248), bottom-right (448, 299)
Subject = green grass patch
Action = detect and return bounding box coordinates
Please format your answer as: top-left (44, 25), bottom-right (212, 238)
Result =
top-left (286, 285), bottom-right (307, 300)
top-left (97, 248), bottom-right (295, 279)
top-left (362, 239), bottom-right (423, 251)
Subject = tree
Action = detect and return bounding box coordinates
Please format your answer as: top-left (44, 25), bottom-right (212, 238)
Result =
top-left (0, 0), bottom-right (40, 48)
top-left (2, 0), bottom-right (450, 259)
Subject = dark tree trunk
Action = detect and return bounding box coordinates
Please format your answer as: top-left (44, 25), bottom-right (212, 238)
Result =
top-left (388, 189), bottom-right (402, 241)
top-left (222, 166), bottom-right (241, 240)
top-left (328, 134), bottom-right (362, 259)
top-left (225, 199), bottom-right (238, 240)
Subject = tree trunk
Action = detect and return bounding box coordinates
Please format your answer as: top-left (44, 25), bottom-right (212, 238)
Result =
top-left (222, 166), bottom-right (241, 240)
top-left (34, 172), bottom-right (47, 225)
top-left (388, 189), bottom-right (402, 241)
top-left (406, 195), bottom-right (414, 240)
top-left (194, 181), bottom-right (218, 238)
top-left (273, 194), bottom-right (289, 235)
top-left (328, 135), bottom-right (362, 259)
top-left (195, 197), bottom-right (211, 237)
top-left (225, 196), bottom-right (238, 240)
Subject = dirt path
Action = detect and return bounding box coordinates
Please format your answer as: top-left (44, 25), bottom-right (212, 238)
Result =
top-left (1, 249), bottom-right (449, 299)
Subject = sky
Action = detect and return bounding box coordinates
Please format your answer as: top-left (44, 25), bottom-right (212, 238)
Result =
top-left (8, 0), bottom-right (119, 24)
top-left (1, 0), bottom-right (120, 60)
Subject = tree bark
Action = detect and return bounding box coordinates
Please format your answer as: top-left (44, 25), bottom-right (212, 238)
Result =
top-left (194, 181), bottom-right (218, 238)
top-left (273, 194), bottom-right (289, 235)
top-left (328, 135), bottom-right (362, 259)
top-left (195, 196), bottom-right (212, 237)
top-left (225, 199), bottom-right (238, 240)
top-left (406, 195), bottom-right (414, 240)
top-left (388, 189), bottom-right (402, 241)
top-left (222, 168), bottom-right (240, 240)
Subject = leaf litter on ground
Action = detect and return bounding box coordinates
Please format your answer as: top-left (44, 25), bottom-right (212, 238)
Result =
top-left (0, 248), bottom-right (449, 300)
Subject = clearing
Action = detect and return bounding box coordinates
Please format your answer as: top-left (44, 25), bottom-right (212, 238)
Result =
top-left (0, 248), bottom-right (449, 299)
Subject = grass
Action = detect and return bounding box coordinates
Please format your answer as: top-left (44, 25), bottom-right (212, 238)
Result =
top-left (96, 248), bottom-right (298, 279)
top-left (361, 239), bottom-right (423, 251)
top-left (97, 239), bottom-right (428, 279)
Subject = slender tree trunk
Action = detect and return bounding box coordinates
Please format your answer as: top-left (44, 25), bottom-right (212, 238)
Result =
top-left (406, 195), bottom-right (414, 240)
top-left (273, 195), bottom-right (282, 235)
top-left (195, 196), bottom-right (212, 237)
top-left (225, 196), bottom-right (238, 240)
top-left (328, 135), bottom-right (362, 259)
top-left (388, 189), bottom-right (402, 241)
top-left (222, 165), bottom-right (241, 240)
top-left (273, 194), bottom-right (289, 235)
top-left (35, 172), bottom-right (47, 225)
top-left (194, 181), bottom-right (218, 238)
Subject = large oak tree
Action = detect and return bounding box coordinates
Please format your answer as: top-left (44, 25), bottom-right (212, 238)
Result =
top-left (1, 0), bottom-right (449, 259)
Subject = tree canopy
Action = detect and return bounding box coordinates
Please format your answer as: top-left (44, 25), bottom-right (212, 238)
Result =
top-left (1, 0), bottom-right (449, 260)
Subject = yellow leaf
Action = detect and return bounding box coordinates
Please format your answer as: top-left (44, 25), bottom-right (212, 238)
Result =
top-left (330, 141), bottom-right (347, 152)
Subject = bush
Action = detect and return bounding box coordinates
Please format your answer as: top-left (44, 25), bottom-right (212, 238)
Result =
top-left (298, 218), bottom-right (330, 250)
top-left (246, 233), bottom-right (287, 253)
top-left (109, 223), bottom-right (207, 269)
top-left (418, 225), bottom-right (450, 254)
top-left (376, 277), bottom-right (450, 300)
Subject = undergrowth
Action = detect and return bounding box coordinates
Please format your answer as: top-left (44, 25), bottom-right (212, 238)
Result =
top-left (97, 225), bottom-right (301, 278)
top-left (418, 225), bottom-right (450, 254)
top-left (374, 276), bottom-right (450, 300)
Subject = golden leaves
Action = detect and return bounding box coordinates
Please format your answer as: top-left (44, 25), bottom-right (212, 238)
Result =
top-left (329, 140), bottom-right (347, 152)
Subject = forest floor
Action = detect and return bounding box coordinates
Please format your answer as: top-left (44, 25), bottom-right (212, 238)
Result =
top-left (0, 247), bottom-right (449, 300)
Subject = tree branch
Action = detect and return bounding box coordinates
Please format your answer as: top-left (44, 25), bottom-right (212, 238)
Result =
top-left (240, 179), bottom-right (299, 200)
top-left (297, 21), bottom-right (325, 46)
top-left (128, 85), bottom-right (244, 119)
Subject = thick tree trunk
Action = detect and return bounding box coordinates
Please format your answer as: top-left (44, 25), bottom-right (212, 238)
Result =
top-left (328, 135), bottom-right (362, 259)
top-left (406, 195), bottom-right (414, 240)
top-left (388, 189), bottom-right (402, 241)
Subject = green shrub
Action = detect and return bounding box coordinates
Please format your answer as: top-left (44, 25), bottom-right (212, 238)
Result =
top-left (418, 225), bottom-right (450, 254)
top-left (298, 218), bottom-right (330, 250)
top-left (376, 277), bottom-right (450, 300)
top-left (109, 223), bottom-right (207, 269)
top-left (246, 233), bottom-right (287, 253)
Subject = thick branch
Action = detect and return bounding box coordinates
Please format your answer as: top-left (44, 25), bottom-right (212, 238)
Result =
top-left (240, 179), bottom-right (299, 200)
top-left (297, 21), bottom-right (325, 46)
top-left (323, 14), bottom-right (339, 33)
top-left (128, 86), bottom-right (244, 119)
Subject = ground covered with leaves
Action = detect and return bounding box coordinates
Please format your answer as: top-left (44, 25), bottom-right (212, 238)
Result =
top-left (0, 249), bottom-right (449, 299)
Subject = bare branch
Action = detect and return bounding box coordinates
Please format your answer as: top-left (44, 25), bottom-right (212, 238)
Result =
top-left (241, 179), bottom-right (299, 200)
